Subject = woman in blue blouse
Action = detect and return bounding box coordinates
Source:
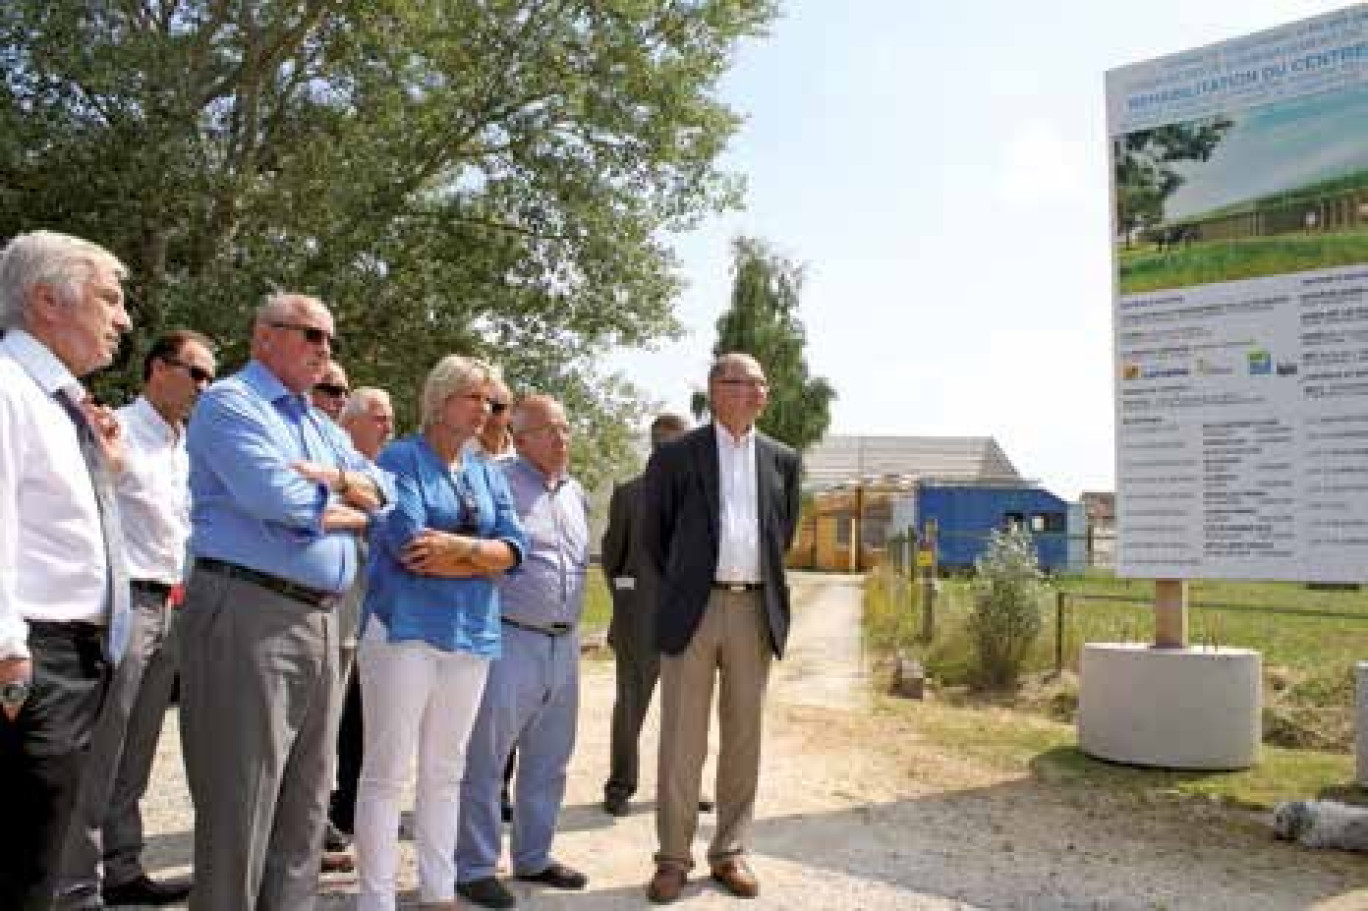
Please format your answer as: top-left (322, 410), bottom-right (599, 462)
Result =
top-left (354, 355), bottom-right (528, 911)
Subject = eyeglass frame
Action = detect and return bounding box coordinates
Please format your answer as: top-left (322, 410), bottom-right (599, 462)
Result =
top-left (161, 356), bottom-right (216, 385)
top-left (269, 321), bottom-right (339, 353)
top-left (313, 382), bottom-right (350, 399)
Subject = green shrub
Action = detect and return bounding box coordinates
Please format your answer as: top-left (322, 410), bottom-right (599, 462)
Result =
top-left (967, 526), bottom-right (1050, 690)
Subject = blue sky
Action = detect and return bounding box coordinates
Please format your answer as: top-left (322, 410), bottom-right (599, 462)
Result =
top-left (609, 0), bottom-right (1348, 499)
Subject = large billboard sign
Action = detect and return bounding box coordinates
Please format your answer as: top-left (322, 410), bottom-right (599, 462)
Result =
top-left (1109, 5), bottom-right (1368, 580)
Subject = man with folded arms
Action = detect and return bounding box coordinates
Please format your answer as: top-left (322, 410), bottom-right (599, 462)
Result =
top-left (57, 329), bottom-right (216, 910)
top-left (181, 292), bottom-right (391, 910)
top-left (0, 230), bottom-right (132, 910)
top-left (456, 395), bottom-right (589, 909)
top-left (642, 353), bottom-right (801, 904)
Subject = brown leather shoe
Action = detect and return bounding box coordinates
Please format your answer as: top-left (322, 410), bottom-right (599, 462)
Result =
top-left (320, 850), bottom-right (355, 873)
top-left (710, 859), bottom-right (759, 898)
top-left (647, 864), bottom-right (687, 904)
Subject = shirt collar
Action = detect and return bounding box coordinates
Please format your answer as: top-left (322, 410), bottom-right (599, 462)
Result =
top-left (130, 394), bottom-right (179, 442)
top-left (241, 359), bottom-right (309, 412)
top-left (0, 328), bottom-right (81, 398)
top-left (514, 454), bottom-right (568, 491)
top-left (714, 421), bottom-right (756, 451)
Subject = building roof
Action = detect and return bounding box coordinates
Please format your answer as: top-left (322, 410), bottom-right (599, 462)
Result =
top-left (802, 434), bottom-right (1023, 491)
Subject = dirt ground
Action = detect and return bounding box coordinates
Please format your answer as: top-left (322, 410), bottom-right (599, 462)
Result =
top-left (135, 572), bottom-right (1368, 909)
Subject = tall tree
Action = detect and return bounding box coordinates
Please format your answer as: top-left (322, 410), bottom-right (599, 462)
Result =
top-left (0, 0), bottom-right (778, 491)
top-left (694, 236), bottom-right (835, 451)
top-left (1113, 116), bottom-right (1233, 242)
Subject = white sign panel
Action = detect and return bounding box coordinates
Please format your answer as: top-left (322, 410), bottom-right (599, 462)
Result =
top-left (1109, 5), bottom-right (1368, 580)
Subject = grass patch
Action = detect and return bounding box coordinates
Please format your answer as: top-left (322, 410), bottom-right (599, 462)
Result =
top-left (581, 565), bottom-right (611, 636)
top-left (886, 693), bottom-right (1364, 810)
top-left (865, 568), bottom-right (1368, 750)
top-left (1117, 231), bottom-right (1368, 292)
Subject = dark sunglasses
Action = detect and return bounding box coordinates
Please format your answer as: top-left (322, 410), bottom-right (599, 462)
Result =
top-left (313, 382), bottom-right (350, 399)
top-left (269, 321), bottom-right (339, 353)
top-left (488, 400), bottom-right (509, 415)
top-left (162, 357), bottom-right (215, 385)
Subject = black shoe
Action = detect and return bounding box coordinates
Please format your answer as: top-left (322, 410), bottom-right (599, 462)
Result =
top-left (324, 819), bottom-right (352, 851)
top-left (102, 874), bottom-right (193, 906)
top-left (457, 876), bottom-right (518, 909)
top-left (57, 887), bottom-right (104, 911)
top-left (516, 862), bottom-right (588, 890)
top-left (603, 793), bottom-right (630, 817)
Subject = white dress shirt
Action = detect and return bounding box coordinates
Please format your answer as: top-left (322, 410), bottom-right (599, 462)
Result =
top-left (463, 434), bottom-right (516, 463)
top-left (116, 396), bottom-right (191, 585)
top-left (715, 423), bottom-right (762, 584)
top-left (0, 329), bottom-right (107, 659)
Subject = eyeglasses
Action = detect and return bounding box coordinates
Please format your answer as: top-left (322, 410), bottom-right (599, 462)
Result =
top-left (522, 421), bottom-right (572, 437)
top-left (269, 321), bottom-right (339, 352)
top-left (488, 400), bottom-right (509, 415)
top-left (313, 382), bottom-right (350, 399)
top-left (162, 357), bottom-right (215, 385)
top-left (715, 377), bottom-right (768, 389)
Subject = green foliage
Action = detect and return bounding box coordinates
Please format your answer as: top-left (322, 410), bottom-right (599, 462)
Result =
top-left (967, 526), bottom-right (1049, 690)
top-left (580, 564), bottom-right (612, 638)
top-left (694, 236), bottom-right (835, 451)
top-left (1117, 231), bottom-right (1368, 293)
top-left (0, 0), bottom-right (779, 482)
top-left (861, 567), bottom-right (922, 656)
top-left (1113, 116), bottom-right (1232, 238)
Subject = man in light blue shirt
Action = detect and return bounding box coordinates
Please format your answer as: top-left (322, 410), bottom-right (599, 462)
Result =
top-left (457, 394), bottom-right (589, 909)
top-left (180, 292), bottom-right (391, 911)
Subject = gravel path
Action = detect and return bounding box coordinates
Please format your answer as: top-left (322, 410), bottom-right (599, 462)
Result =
top-left (133, 573), bottom-right (1368, 909)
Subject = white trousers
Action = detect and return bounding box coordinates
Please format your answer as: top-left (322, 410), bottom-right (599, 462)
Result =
top-left (354, 621), bottom-right (490, 910)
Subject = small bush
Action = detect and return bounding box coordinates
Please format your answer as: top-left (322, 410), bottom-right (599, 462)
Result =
top-left (967, 526), bottom-right (1050, 690)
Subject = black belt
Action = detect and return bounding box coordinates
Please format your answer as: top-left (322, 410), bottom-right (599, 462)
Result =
top-left (501, 617), bottom-right (574, 637)
top-left (131, 579), bottom-right (174, 597)
top-left (712, 581), bottom-right (763, 593)
top-left (196, 558), bottom-right (337, 608)
top-left (27, 620), bottom-right (103, 639)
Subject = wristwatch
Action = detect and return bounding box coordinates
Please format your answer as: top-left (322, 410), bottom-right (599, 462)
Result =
top-left (0, 679), bottom-right (31, 714)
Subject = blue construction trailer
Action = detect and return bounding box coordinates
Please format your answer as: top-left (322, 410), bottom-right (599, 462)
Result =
top-left (908, 481), bottom-right (1075, 574)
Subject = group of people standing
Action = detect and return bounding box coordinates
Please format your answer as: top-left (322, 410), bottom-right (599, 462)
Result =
top-left (0, 228), bottom-right (802, 911)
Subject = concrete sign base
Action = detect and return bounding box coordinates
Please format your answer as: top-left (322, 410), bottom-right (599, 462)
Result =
top-left (1078, 643), bottom-right (1261, 770)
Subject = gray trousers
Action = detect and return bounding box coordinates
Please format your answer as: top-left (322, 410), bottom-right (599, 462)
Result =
top-left (178, 567), bottom-right (339, 911)
top-left (58, 585), bottom-right (179, 898)
top-left (457, 625), bottom-right (579, 881)
top-left (605, 589), bottom-right (659, 802)
top-left (655, 589), bottom-right (771, 870)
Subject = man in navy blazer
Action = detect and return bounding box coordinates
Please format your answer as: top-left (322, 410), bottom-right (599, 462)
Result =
top-left (641, 352), bottom-right (802, 904)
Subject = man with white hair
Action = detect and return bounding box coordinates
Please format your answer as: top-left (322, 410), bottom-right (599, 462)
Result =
top-left (328, 386), bottom-right (394, 843)
top-left (181, 292), bottom-right (392, 910)
top-left (0, 229), bottom-right (132, 908)
top-left (340, 387), bottom-right (395, 462)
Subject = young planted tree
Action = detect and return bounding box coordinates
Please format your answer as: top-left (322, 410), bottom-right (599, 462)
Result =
top-left (694, 237), bottom-right (835, 451)
top-left (968, 525), bottom-right (1050, 691)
